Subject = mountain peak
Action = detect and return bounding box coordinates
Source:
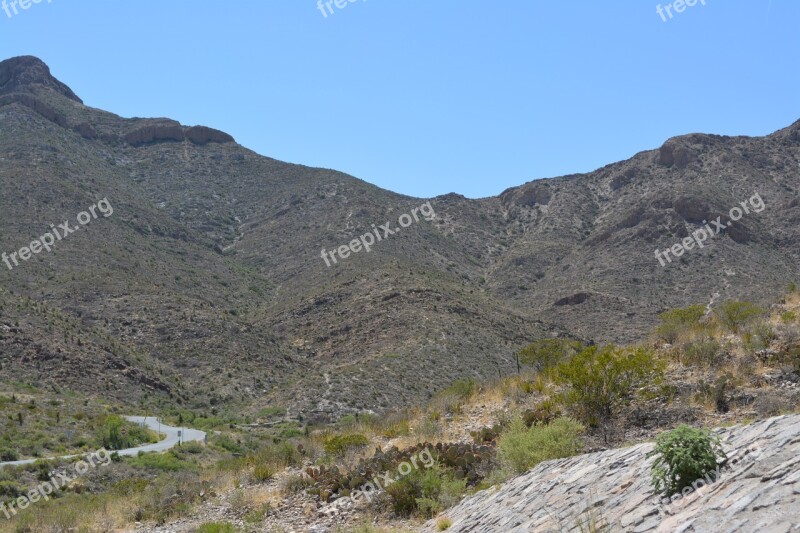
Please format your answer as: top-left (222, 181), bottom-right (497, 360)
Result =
top-left (0, 55), bottom-right (82, 103)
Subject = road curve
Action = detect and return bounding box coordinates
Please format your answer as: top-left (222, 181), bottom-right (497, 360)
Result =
top-left (0, 416), bottom-right (206, 468)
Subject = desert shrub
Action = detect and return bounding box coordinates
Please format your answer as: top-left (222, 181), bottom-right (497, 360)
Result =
top-left (695, 374), bottom-right (732, 413)
top-left (429, 392), bottom-right (466, 416)
top-left (197, 522), bottom-right (236, 533)
top-left (655, 305), bottom-right (706, 343)
top-left (554, 345), bottom-right (665, 428)
top-left (281, 472), bottom-right (314, 494)
top-left (244, 502), bottom-right (272, 524)
top-left (497, 417), bottom-right (584, 474)
top-left (716, 301), bottom-right (766, 334)
top-left (519, 339), bottom-right (584, 375)
top-left (680, 335), bottom-right (721, 366)
top-left (522, 399), bottom-right (562, 427)
top-left (383, 464), bottom-right (466, 518)
top-left (257, 406), bottom-right (286, 419)
top-left (471, 423), bottom-right (504, 444)
top-left (780, 311), bottom-right (797, 324)
top-left (133, 471), bottom-right (206, 523)
top-left (752, 322), bottom-right (777, 345)
top-left (254, 440), bottom-right (302, 467)
top-left (323, 434), bottom-right (369, 457)
top-left (111, 477), bottom-right (149, 496)
top-left (177, 441), bottom-right (204, 455)
top-left (429, 378), bottom-right (479, 416)
top-left (211, 433), bottom-right (245, 454)
top-left (97, 415), bottom-right (153, 450)
top-left (436, 517), bottom-right (453, 530)
top-left (495, 374), bottom-right (537, 401)
top-left (129, 451), bottom-right (195, 471)
top-left (0, 480), bottom-right (23, 498)
top-left (0, 448), bottom-right (18, 461)
top-left (649, 425), bottom-right (726, 496)
top-left (252, 463), bottom-right (276, 482)
top-left (442, 378), bottom-right (479, 400)
top-left (775, 323), bottom-right (800, 346)
top-left (381, 412), bottom-right (411, 438)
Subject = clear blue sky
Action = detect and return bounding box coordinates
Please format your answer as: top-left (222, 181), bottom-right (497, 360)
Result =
top-left (1, 1), bottom-right (797, 199)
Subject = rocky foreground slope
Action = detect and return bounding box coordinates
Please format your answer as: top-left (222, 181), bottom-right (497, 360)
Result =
top-left (424, 415), bottom-right (800, 532)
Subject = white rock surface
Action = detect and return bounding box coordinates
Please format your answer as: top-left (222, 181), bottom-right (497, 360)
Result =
top-left (423, 415), bottom-right (800, 532)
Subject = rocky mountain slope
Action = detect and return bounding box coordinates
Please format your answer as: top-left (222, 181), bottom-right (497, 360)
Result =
top-left (422, 414), bottom-right (800, 532)
top-left (0, 55), bottom-right (798, 418)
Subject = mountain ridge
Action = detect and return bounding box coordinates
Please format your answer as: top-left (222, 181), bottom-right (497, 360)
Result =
top-left (0, 55), bottom-right (797, 420)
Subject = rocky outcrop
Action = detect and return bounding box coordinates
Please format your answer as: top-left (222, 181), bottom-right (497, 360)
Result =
top-left (673, 197), bottom-right (712, 224)
top-left (124, 121), bottom-right (186, 146)
top-left (0, 93), bottom-right (68, 127)
top-left (124, 123), bottom-right (235, 146)
top-left (501, 183), bottom-right (552, 207)
top-left (0, 55), bottom-right (83, 102)
top-left (656, 142), bottom-right (694, 169)
top-left (185, 125), bottom-right (234, 145)
top-left (74, 122), bottom-right (97, 139)
top-left (554, 292), bottom-right (591, 306)
top-left (422, 415), bottom-right (800, 532)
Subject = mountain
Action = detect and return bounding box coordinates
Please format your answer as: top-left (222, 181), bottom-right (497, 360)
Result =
top-left (0, 55), bottom-right (797, 419)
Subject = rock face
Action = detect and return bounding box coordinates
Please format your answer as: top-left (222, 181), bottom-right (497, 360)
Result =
top-left (185, 125), bottom-right (234, 145)
top-left (0, 93), bottom-right (68, 127)
top-left (124, 123), bottom-right (235, 146)
top-left (124, 121), bottom-right (186, 146)
top-left (422, 415), bottom-right (800, 532)
top-left (0, 55), bottom-right (82, 102)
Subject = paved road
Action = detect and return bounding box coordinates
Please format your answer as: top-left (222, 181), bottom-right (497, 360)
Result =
top-left (0, 416), bottom-right (206, 468)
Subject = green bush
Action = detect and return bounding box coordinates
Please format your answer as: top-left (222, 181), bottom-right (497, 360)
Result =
top-left (655, 305), bottom-right (706, 343)
top-left (257, 406), bottom-right (286, 419)
top-left (680, 335), bottom-right (721, 366)
top-left (0, 448), bottom-right (18, 461)
top-left (323, 434), bottom-right (369, 456)
top-left (441, 378), bottom-right (479, 400)
top-left (0, 480), bottom-right (23, 498)
top-left (211, 433), bottom-right (245, 454)
top-left (244, 502), bottom-right (272, 524)
top-left (518, 339), bottom-right (584, 375)
top-left (716, 301), bottom-right (766, 334)
top-left (554, 345), bottom-right (664, 428)
top-left (497, 417), bottom-right (584, 474)
top-left (648, 425), bottom-right (726, 496)
top-left (384, 464), bottom-right (466, 518)
top-left (111, 477), bottom-right (149, 496)
top-left (197, 522), bottom-right (237, 533)
top-left (97, 415), bottom-right (154, 450)
top-left (129, 451), bottom-right (195, 471)
top-left (252, 463), bottom-right (275, 482)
